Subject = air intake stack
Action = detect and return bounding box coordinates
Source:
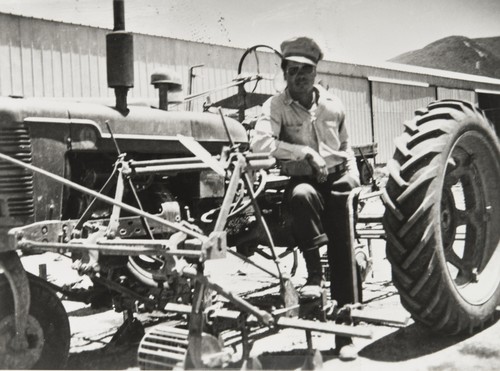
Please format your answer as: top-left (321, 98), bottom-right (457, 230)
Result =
top-left (106, 0), bottom-right (134, 112)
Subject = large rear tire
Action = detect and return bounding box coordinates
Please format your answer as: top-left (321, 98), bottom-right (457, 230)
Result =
top-left (0, 274), bottom-right (71, 369)
top-left (383, 99), bottom-right (500, 335)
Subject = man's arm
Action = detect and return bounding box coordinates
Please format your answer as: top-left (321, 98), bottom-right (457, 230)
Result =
top-left (250, 98), bottom-right (307, 160)
top-left (249, 98), bottom-right (281, 155)
top-left (250, 98), bottom-right (328, 182)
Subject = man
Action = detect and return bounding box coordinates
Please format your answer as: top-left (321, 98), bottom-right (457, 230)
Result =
top-left (250, 36), bottom-right (360, 360)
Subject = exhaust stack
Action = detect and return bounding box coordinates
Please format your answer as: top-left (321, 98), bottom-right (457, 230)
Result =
top-left (106, 0), bottom-right (134, 112)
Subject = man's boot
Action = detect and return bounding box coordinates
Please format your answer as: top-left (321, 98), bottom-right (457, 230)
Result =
top-left (300, 247), bottom-right (323, 298)
top-left (335, 336), bottom-right (358, 361)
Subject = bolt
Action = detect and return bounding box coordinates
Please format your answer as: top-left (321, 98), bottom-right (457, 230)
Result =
top-left (484, 205), bottom-right (492, 221)
top-left (9, 333), bottom-right (29, 352)
top-left (472, 268), bottom-right (478, 283)
top-left (39, 264), bottom-right (47, 279)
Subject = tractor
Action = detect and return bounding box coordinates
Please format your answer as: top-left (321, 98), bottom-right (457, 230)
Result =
top-left (0, 0), bottom-right (499, 369)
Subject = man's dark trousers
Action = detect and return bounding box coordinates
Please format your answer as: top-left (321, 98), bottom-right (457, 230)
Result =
top-left (287, 171), bottom-right (361, 306)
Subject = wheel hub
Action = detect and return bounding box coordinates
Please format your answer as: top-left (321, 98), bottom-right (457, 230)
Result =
top-left (0, 315), bottom-right (44, 369)
top-left (440, 189), bottom-right (457, 251)
top-left (442, 132), bottom-right (499, 304)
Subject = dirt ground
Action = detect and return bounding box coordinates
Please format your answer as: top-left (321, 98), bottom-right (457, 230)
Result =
top-left (20, 234), bottom-right (500, 371)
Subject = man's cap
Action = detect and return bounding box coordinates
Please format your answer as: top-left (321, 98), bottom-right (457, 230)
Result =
top-left (280, 37), bottom-right (323, 66)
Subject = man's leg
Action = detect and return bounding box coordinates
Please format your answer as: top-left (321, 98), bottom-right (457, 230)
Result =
top-left (324, 173), bottom-right (361, 305)
top-left (324, 173), bottom-right (360, 360)
top-left (288, 181), bottom-right (328, 294)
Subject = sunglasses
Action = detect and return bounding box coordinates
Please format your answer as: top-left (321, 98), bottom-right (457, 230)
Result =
top-left (286, 64), bottom-right (315, 76)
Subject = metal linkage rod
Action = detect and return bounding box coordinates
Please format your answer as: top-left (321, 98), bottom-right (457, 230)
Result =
top-left (0, 152), bottom-right (206, 242)
top-left (226, 248), bottom-right (279, 279)
top-left (15, 239), bottom-right (203, 258)
top-left (277, 316), bottom-right (372, 339)
top-left (241, 169), bottom-right (284, 282)
top-left (180, 267), bottom-right (273, 326)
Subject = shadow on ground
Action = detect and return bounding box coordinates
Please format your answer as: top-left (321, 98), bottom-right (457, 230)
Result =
top-left (257, 349), bottom-right (335, 370)
top-left (358, 323), bottom-right (467, 362)
top-left (67, 344), bottom-right (139, 370)
top-left (360, 314), bottom-right (500, 362)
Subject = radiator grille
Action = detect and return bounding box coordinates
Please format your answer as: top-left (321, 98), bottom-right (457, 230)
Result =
top-left (0, 126), bottom-right (34, 217)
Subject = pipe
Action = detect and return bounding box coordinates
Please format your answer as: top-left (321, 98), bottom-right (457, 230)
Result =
top-left (113, 0), bottom-right (125, 31)
top-left (107, 0), bottom-right (134, 112)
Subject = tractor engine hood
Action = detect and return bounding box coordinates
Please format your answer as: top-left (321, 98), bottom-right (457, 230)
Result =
top-left (0, 96), bottom-right (248, 155)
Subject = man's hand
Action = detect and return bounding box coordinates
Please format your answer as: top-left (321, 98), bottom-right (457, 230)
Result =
top-left (302, 147), bottom-right (328, 183)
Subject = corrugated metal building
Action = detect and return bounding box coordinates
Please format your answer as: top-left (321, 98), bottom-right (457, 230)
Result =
top-left (1, 12), bottom-right (500, 163)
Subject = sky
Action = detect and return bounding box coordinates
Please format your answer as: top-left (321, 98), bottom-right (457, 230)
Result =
top-left (0, 0), bottom-right (499, 64)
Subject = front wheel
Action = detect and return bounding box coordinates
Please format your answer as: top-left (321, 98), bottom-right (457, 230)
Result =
top-left (0, 274), bottom-right (71, 369)
top-left (383, 100), bottom-right (500, 335)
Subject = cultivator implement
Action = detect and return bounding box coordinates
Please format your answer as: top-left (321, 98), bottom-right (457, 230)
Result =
top-left (0, 140), bottom-right (382, 369)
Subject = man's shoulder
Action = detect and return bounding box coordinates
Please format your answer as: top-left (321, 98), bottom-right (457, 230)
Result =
top-left (263, 90), bottom-right (289, 109)
top-left (271, 89), bottom-right (289, 102)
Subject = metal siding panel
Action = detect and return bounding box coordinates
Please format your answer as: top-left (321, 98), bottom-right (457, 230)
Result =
top-left (51, 38), bottom-right (63, 97)
top-left (210, 66), bottom-right (219, 99)
top-left (96, 32), bottom-right (108, 97)
top-left (134, 34), bottom-right (146, 98)
top-left (144, 36), bottom-right (156, 98)
top-left (161, 38), bottom-right (175, 65)
top-left (192, 65), bottom-right (208, 111)
top-left (79, 45), bottom-right (90, 96)
top-left (254, 52), bottom-right (280, 96)
top-left (146, 36), bottom-right (158, 78)
top-left (88, 28), bottom-right (101, 97)
top-left (59, 25), bottom-right (74, 97)
top-left (41, 46), bottom-right (54, 96)
top-left (437, 87), bottom-right (476, 103)
top-left (215, 67), bottom-right (228, 107)
top-left (257, 77), bottom-right (274, 96)
top-left (216, 67), bottom-right (227, 105)
top-left (178, 64), bottom-right (190, 97)
top-left (9, 31), bottom-right (23, 96)
top-left (29, 20), bottom-right (46, 97)
top-left (206, 67), bottom-right (217, 107)
top-left (0, 43), bottom-right (11, 94)
top-left (130, 59), bottom-right (139, 98)
top-left (0, 15), bottom-right (19, 95)
top-left (316, 74), bottom-right (372, 147)
top-left (213, 67), bottom-right (222, 107)
top-left (372, 82), bottom-right (435, 164)
top-left (214, 67), bottom-right (229, 104)
top-left (173, 39), bottom-right (187, 67)
top-left (31, 44), bottom-right (44, 96)
top-left (19, 18), bottom-right (34, 96)
top-left (193, 65), bottom-right (206, 98)
top-left (68, 27), bottom-right (82, 97)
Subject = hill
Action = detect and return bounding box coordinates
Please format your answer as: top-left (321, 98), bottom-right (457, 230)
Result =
top-left (389, 36), bottom-right (500, 79)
